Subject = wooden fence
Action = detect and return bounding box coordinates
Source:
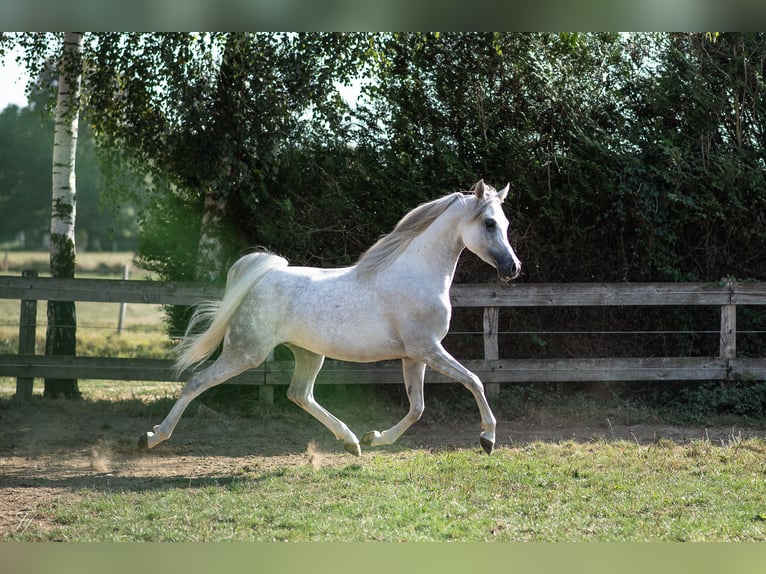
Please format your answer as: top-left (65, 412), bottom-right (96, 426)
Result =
top-left (1, 273), bottom-right (765, 403)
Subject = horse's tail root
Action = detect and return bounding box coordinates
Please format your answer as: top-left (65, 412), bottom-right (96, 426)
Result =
top-left (172, 253), bottom-right (288, 377)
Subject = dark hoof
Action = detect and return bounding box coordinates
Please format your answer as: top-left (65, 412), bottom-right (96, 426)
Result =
top-left (361, 431), bottom-right (376, 446)
top-left (343, 441), bottom-right (362, 456)
top-left (480, 436), bottom-right (494, 455)
top-left (137, 433), bottom-right (149, 451)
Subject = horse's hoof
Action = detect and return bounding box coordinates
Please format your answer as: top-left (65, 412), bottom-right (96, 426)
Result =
top-left (480, 436), bottom-right (494, 455)
top-left (343, 441), bottom-right (362, 457)
top-left (137, 433), bottom-right (149, 451)
top-left (361, 431), bottom-right (379, 446)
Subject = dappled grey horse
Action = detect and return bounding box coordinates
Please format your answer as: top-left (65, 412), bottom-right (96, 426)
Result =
top-left (139, 180), bottom-right (521, 455)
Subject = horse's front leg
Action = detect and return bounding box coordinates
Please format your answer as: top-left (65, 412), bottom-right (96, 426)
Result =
top-left (362, 358), bottom-right (426, 448)
top-left (416, 343), bottom-right (497, 454)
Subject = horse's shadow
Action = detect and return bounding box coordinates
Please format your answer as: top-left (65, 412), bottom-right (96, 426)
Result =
top-left (0, 435), bottom-right (378, 494)
top-left (0, 399), bottom-right (417, 494)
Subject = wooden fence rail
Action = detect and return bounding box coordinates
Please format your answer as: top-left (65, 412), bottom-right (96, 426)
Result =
top-left (1, 274), bottom-right (766, 403)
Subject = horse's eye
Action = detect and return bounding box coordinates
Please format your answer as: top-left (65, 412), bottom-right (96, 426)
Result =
top-left (484, 218), bottom-right (497, 231)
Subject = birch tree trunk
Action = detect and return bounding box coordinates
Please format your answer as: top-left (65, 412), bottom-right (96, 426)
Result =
top-left (45, 32), bottom-right (83, 399)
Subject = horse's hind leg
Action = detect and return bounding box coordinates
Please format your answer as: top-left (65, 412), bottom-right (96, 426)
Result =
top-left (285, 345), bottom-right (361, 456)
top-left (138, 352), bottom-right (254, 450)
top-left (362, 358), bottom-right (426, 448)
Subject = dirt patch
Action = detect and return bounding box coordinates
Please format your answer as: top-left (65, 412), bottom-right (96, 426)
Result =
top-left (1, 398), bottom-right (763, 538)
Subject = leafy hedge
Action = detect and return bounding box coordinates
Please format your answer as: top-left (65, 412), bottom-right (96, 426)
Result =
top-left (85, 33), bottom-right (766, 407)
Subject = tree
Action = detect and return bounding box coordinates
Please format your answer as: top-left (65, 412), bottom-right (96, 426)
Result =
top-left (86, 34), bottom-right (367, 258)
top-left (0, 105), bottom-right (52, 246)
top-left (45, 32), bottom-right (83, 399)
top-left (618, 32), bottom-right (766, 281)
top-left (0, 103), bottom-right (139, 250)
top-left (355, 32), bottom-right (631, 281)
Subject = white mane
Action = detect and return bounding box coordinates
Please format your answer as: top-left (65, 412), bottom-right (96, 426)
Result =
top-left (355, 190), bottom-right (493, 279)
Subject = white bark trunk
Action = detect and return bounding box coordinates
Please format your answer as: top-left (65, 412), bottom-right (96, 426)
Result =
top-left (50, 32), bottom-right (82, 247)
top-left (45, 32), bottom-right (83, 399)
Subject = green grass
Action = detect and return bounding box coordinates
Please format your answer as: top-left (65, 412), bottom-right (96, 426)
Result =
top-left (7, 439), bottom-right (766, 542)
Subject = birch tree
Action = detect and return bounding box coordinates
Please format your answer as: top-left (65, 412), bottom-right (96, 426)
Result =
top-left (45, 32), bottom-right (83, 399)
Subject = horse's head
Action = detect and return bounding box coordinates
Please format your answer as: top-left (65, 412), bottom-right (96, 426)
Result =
top-left (460, 180), bottom-right (521, 282)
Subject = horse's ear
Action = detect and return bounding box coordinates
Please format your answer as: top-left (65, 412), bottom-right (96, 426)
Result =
top-left (472, 179), bottom-right (486, 199)
top-left (498, 183), bottom-right (510, 202)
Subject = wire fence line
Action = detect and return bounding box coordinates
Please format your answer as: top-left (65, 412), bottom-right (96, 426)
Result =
top-left (7, 321), bottom-right (765, 337)
top-left (1, 273), bottom-right (766, 403)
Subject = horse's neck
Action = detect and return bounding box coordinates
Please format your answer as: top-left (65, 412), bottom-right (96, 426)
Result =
top-left (394, 206), bottom-right (465, 290)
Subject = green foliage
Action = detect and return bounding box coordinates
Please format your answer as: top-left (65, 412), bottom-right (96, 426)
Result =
top-left (617, 33), bottom-right (766, 281)
top-left (85, 33), bottom-right (370, 277)
top-left (0, 106), bottom-right (51, 246)
top-left (19, 31), bottom-right (756, 287)
top-left (651, 379), bottom-right (766, 424)
top-left (358, 32), bottom-right (634, 281)
top-left (353, 32), bottom-right (766, 284)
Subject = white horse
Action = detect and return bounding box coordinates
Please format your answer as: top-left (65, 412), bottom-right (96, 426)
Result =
top-left (138, 180), bottom-right (521, 456)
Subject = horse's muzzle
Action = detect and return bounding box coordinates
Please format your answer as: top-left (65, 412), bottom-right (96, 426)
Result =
top-left (495, 255), bottom-right (521, 282)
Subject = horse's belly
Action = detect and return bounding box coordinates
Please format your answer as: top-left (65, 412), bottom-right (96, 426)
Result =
top-left (288, 320), bottom-right (405, 363)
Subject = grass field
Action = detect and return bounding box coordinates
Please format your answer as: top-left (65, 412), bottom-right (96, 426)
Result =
top-left (1, 250), bottom-right (149, 277)
top-left (3, 414), bottom-right (766, 541)
top-left (2, 376), bottom-right (766, 542)
top-left (59, 441), bottom-right (763, 542)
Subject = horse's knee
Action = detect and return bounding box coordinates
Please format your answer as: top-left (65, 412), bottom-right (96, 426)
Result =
top-left (287, 386), bottom-right (309, 408)
top-left (286, 386), bottom-right (300, 404)
top-left (461, 374), bottom-right (484, 395)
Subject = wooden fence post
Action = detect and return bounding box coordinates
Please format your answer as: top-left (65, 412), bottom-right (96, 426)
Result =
top-left (117, 264), bottom-right (129, 335)
top-left (259, 383), bottom-right (275, 406)
top-left (15, 269), bottom-right (38, 401)
top-left (483, 306), bottom-right (500, 401)
top-left (260, 348), bottom-right (275, 405)
top-left (720, 279), bottom-right (736, 366)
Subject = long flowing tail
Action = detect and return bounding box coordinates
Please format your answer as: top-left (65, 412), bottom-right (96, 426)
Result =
top-left (173, 252), bottom-right (289, 377)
